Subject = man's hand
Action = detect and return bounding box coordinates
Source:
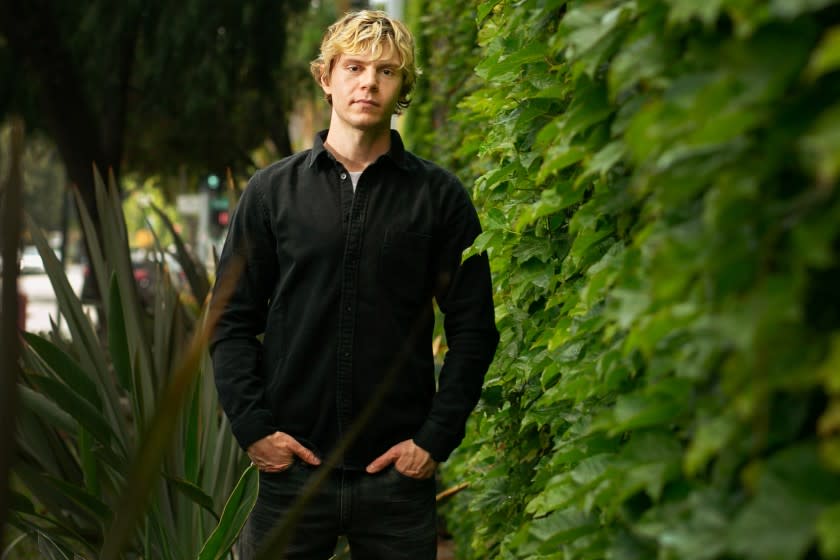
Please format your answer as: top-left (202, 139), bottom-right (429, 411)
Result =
top-left (365, 439), bottom-right (438, 479)
top-left (247, 431), bottom-right (321, 472)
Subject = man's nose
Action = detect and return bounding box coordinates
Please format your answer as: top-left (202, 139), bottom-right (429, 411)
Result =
top-left (361, 67), bottom-right (378, 89)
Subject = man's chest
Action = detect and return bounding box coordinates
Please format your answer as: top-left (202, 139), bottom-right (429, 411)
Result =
top-left (269, 177), bottom-right (436, 265)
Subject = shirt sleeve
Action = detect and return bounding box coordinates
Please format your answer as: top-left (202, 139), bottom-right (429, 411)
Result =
top-left (413, 177), bottom-right (500, 462)
top-left (209, 173), bottom-right (278, 451)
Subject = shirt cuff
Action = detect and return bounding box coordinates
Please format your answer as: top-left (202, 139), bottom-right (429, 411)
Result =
top-left (231, 413), bottom-right (276, 452)
top-left (413, 418), bottom-right (464, 463)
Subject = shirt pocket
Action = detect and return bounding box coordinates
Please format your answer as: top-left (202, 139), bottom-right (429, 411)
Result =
top-left (378, 230), bottom-right (432, 308)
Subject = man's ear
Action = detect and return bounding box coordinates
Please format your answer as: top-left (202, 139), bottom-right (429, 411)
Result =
top-left (320, 71), bottom-right (332, 95)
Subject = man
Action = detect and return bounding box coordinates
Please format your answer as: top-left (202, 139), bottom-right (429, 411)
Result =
top-left (210, 10), bottom-right (499, 559)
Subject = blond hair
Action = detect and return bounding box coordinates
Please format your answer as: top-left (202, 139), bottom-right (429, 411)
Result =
top-left (310, 10), bottom-right (420, 114)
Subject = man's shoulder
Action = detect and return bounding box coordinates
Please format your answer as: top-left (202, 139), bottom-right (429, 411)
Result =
top-left (402, 151), bottom-right (462, 190)
top-left (251, 150), bottom-right (313, 187)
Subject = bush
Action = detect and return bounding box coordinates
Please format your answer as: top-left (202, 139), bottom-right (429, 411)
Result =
top-left (412, 1), bottom-right (840, 558)
top-left (7, 171), bottom-right (255, 559)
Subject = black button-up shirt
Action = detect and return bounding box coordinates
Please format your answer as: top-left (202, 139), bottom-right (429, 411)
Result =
top-left (210, 130), bottom-right (499, 468)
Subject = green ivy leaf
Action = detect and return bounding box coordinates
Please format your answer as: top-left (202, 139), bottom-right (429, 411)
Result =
top-left (530, 507), bottom-right (599, 544)
top-left (476, 40), bottom-right (546, 81)
top-left (684, 412), bottom-right (738, 476)
top-left (806, 25), bottom-right (840, 79)
top-left (800, 102), bottom-right (840, 184)
top-left (728, 444), bottom-right (840, 559)
top-left (608, 32), bottom-right (667, 101)
top-left (666, 0), bottom-right (725, 27)
top-left (770, 0), bottom-right (836, 18)
top-left (476, 0), bottom-right (500, 24)
top-left (817, 502), bottom-right (840, 558)
top-left (536, 145), bottom-right (587, 183)
top-left (608, 378), bottom-right (692, 434)
top-left (514, 184), bottom-right (584, 230)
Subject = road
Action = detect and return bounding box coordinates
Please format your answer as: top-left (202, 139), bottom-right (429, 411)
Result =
top-left (17, 264), bottom-right (86, 335)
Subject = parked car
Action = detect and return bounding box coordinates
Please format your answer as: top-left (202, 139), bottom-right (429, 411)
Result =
top-left (19, 245), bottom-right (47, 274)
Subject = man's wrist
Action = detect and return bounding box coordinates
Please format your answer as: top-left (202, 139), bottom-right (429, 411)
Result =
top-left (232, 417), bottom-right (276, 452)
top-left (414, 420), bottom-right (459, 463)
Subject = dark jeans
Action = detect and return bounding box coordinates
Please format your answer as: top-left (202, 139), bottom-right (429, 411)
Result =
top-left (239, 461), bottom-right (437, 559)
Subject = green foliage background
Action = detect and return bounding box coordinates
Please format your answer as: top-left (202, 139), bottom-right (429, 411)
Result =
top-left (408, 1), bottom-right (840, 558)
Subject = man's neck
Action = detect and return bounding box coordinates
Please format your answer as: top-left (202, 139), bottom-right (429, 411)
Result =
top-left (323, 121), bottom-right (392, 172)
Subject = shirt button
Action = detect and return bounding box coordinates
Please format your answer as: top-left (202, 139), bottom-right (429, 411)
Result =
top-left (344, 351), bottom-right (350, 357)
top-left (345, 305), bottom-right (351, 312)
top-left (340, 172), bottom-right (347, 180)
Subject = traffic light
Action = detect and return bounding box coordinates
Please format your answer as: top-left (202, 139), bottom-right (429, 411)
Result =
top-left (204, 173), bottom-right (230, 237)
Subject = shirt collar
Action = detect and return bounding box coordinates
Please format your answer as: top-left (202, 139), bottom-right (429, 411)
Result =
top-left (306, 129), bottom-right (412, 170)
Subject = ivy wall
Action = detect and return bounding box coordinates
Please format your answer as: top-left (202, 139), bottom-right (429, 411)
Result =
top-left (407, 1), bottom-right (840, 558)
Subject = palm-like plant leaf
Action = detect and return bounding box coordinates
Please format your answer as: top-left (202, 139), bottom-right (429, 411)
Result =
top-left (12, 168), bottom-right (253, 558)
top-left (198, 465), bottom-right (259, 560)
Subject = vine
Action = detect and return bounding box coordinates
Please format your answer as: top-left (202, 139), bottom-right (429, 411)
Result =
top-left (411, 1), bottom-right (840, 558)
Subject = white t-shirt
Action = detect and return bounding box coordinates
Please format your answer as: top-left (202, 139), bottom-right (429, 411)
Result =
top-left (349, 171), bottom-right (363, 191)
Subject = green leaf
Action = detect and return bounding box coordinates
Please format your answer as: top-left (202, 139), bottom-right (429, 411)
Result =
top-left (185, 386), bottom-right (202, 483)
top-left (10, 490), bottom-right (35, 514)
top-left (568, 227), bottom-right (612, 269)
top-left (22, 333), bottom-right (102, 408)
top-left (608, 378), bottom-right (691, 434)
top-left (198, 465), bottom-right (258, 560)
top-left (800, 102), bottom-right (840, 184)
top-left (29, 222), bottom-right (111, 383)
top-left (74, 429), bottom-right (99, 503)
top-left (684, 412), bottom-right (738, 476)
top-left (537, 145), bottom-right (586, 182)
top-left (40, 473), bottom-right (113, 523)
top-left (729, 489), bottom-right (821, 559)
top-left (150, 202), bottom-right (211, 304)
top-left (477, 41), bottom-right (547, 81)
top-left (463, 229), bottom-right (502, 261)
top-left (17, 385), bottom-right (79, 438)
top-left (636, 489), bottom-right (731, 560)
top-left (107, 274), bottom-right (133, 392)
top-left (37, 534), bottom-right (72, 560)
top-left (584, 141), bottom-right (625, 179)
top-left (476, 0), bottom-right (500, 23)
top-left (165, 474), bottom-right (219, 520)
top-left (666, 0), bottom-right (724, 27)
top-left (728, 444), bottom-right (840, 559)
top-left (27, 374), bottom-right (117, 453)
top-left (818, 334), bottom-right (840, 393)
top-left (806, 25), bottom-right (840, 79)
top-left (817, 503), bottom-right (840, 558)
top-left (530, 507), bottom-right (599, 545)
top-left (770, 0), bottom-right (836, 19)
top-left (562, 4), bottom-right (635, 78)
top-left (14, 462), bottom-right (110, 531)
top-left (608, 31), bottom-right (666, 101)
top-left (515, 184), bottom-right (584, 230)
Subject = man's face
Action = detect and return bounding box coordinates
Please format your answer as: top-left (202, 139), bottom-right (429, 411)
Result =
top-left (321, 44), bottom-right (404, 131)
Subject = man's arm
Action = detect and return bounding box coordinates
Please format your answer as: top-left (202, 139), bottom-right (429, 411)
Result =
top-left (210, 176), bottom-right (278, 451)
top-left (414, 179), bottom-right (500, 463)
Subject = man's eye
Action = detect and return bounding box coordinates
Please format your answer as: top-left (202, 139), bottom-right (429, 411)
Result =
top-left (347, 65), bottom-right (360, 72)
top-left (382, 68), bottom-right (394, 76)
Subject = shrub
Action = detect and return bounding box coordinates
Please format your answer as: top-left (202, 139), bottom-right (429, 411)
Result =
top-left (414, 1), bottom-right (840, 558)
top-left (7, 170), bottom-right (255, 559)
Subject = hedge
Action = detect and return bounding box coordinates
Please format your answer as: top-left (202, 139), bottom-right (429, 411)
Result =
top-left (409, 1), bottom-right (840, 558)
